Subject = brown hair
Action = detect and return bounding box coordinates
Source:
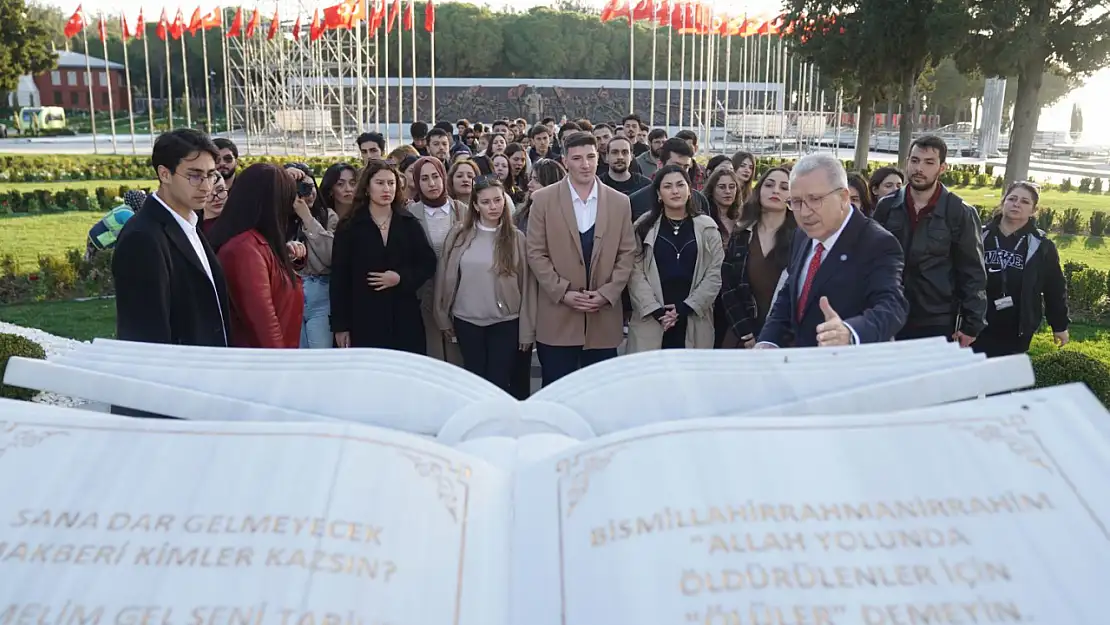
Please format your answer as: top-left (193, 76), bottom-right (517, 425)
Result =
top-left (447, 159), bottom-right (482, 201)
top-left (207, 163), bottom-right (298, 285)
top-left (341, 159), bottom-right (406, 229)
top-left (515, 158), bottom-right (566, 227)
top-left (459, 176), bottom-right (519, 276)
top-left (705, 167), bottom-right (743, 224)
top-left (738, 166), bottom-right (796, 268)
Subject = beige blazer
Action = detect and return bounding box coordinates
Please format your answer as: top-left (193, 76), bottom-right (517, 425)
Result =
top-left (408, 199), bottom-right (465, 363)
top-left (627, 214), bottom-right (724, 352)
top-left (525, 179), bottom-right (637, 349)
top-left (433, 225), bottom-right (537, 344)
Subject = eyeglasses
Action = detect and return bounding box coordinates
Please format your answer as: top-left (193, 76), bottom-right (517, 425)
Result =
top-left (786, 188), bottom-right (843, 212)
top-left (210, 188), bottom-right (228, 201)
top-left (177, 171), bottom-right (221, 188)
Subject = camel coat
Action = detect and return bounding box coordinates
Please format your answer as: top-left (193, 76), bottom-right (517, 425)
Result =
top-left (627, 214), bottom-right (724, 352)
top-left (525, 179), bottom-right (637, 349)
top-left (408, 199), bottom-right (466, 364)
top-left (433, 225), bottom-right (537, 344)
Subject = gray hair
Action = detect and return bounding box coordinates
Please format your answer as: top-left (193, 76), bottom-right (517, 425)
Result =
top-left (790, 153), bottom-right (849, 191)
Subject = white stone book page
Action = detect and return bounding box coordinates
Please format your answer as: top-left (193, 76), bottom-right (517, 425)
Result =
top-left (7, 339), bottom-right (988, 438)
top-left (509, 385), bottom-right (1110, 625)
top-left (0, 401), bottom-right (511, 625)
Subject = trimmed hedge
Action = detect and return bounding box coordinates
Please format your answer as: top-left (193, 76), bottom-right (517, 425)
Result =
top-left (0, 186), bottom-right (153, 215)
top-left (0, 333), bottom-right (46, 401)
top-left (0, 155), bottom-right (344, 183)
top-left (1031, 350), bottom-right (1110, 406)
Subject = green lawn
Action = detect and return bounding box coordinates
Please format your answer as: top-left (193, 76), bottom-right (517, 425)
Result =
top-left (1049, 235), bottom-right (1110, 272)
top-left (0, 179), bottom-right (152, 193)
top-left (0, 212), bottom-right (102, 272)
top-left (954, 186), bottom-right (1110, 218)
top-left (0, 298), bottom-right (116, 342)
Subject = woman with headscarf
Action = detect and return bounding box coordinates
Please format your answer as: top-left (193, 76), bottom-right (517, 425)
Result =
top-left (408, 156), bottom-right (467, 364)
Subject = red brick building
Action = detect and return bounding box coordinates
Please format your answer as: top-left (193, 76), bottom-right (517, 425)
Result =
top-left (21, 51), bottom-right (129, 111)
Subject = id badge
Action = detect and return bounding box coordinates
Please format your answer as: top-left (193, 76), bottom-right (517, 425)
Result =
top-left (995, 296), bottom-right (1014, 310)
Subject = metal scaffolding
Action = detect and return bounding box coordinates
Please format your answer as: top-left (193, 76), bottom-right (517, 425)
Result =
top-left (226, 2), bottom-right (379, 156)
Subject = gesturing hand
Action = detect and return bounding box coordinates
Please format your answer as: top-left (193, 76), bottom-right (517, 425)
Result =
top-left (815, 297), bottom-right (852, 347)
top-left (367, 270), bottom-right (400, 291)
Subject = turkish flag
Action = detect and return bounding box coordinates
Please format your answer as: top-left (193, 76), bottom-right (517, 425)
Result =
top-left (385, 0), bottom-right (400, 33)
top-left (188, 8), bottom-right (202, 35)
top-left (267, 9), bottom-right (279, 39)
top-left (244, 8), bottom-right (260, 37)
top-left (63, 5), bottom-right (84, 38)
top-left (155, 8), bottom-right (168, 40)
top-left (201, 8), bottom-right (222, 29)
top-left (226, 7), bottom-right (242, 37)
top-left (402, 0), bottom-right (413, 30)
top-left (424, 0), bottom-right (434, 32)
top-left (169, 9), bottom-right (186, 40)
top-left (292, 15), bottom-right (301, 40)
top-left (310, 9), bottom-right (325, 41)
top-left (135, 9), bottom-right (144, 40)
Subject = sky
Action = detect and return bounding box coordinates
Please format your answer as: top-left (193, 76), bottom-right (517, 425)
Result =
top-left (46, 0), bottom-right (1110, 143)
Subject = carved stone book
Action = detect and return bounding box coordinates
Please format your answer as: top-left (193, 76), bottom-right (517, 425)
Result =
top-left (3, 337), bottom-right (1036, 437)
top-left (2, 384), bottom-right (1109, 624)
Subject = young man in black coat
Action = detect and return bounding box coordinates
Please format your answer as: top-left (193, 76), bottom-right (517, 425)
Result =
top-left (112, 128), bottom-right (231, 350)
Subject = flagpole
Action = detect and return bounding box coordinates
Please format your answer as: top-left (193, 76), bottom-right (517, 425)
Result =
top-left (374, 32), bottom-right (380, 129)
top-left (299, 21), bottom-right (308, 152)
top-left (356, 19), bottom-right (365, 132)
top-left (410, 2), bottom-right (416, 123)
top-left (723, 29), bottom-right (731, 137)
top-left (222, 9), bottom-right (232, 134)
top-left (689, 30), bottom-right (698, 128)
top-left (278, 18), bottom-right (290, 156)
top-left (649, 10), bottom-right (657, 126)
top-left (259, 20), bottom-right (273, 154)
top-left (628, 14), bottom-right (634, 115)
top-left (396, 6), bottom-right (402, 146)
top-left (664, 12), bottom-right (672, 128)
top-left (164, 25), bottom-right (173, 128)
top-left (429, 6), bottom-right (436, 123)
top-left (677, 25), bottom-right (685, 127)
top-left (180, 24), bottom-right (192, 127)
top-left (81, 13), bottom-right (99, 154)
top-left (384, 17), bottom-right (390, 140)
top-left (201, 22), bottom-right (212, 132)
top-left (121, 17), bottom-right (137, 154)
top-left (142, 16), bottom-right (155, 145)
top-left (100, 15), bottom-right (118, 153)
top-left (241, 21), bottom-right (253, 153)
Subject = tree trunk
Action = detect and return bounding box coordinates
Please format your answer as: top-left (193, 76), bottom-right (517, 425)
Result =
top-left (1004, 58), bottom-right (1046, 187)
top-left (854, 91), bottom-right (875, 169)
top-left (897, 72), bottom-right (916, 167)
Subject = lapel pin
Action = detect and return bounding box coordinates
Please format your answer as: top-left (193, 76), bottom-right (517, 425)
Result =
top-left (840, 254), bottom-right (848, 261)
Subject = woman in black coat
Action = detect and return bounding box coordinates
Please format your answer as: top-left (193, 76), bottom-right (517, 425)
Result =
top-left (330, 159), bottom-right (437, 353)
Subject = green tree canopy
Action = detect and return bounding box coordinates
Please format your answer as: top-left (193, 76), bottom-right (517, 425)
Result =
top-left (0, 0), bottom-right (58, 94)
top-left (953, 0), bottom-right (1110, 184)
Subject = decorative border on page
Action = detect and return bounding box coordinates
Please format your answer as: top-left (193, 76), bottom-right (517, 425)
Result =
top-left (405, 453), bottom-right (473, 524)
top-left (0, 422), bottom-right (69, 460)
top-left (6, 421), bottom-right (471, 625)
top-left (553, 416), bottom-right (1110, 625)
top-left (556, 448), bottom-right (624, 518)
top-left (951, 415), bottom-right (1055, 474)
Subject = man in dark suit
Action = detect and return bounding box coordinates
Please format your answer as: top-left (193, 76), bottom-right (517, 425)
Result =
top-left (757, 154), bottom-right (908, 348)
top-left (112, 128), bottom-right (231, 350)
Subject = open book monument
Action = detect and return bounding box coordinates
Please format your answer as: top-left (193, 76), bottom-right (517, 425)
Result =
top-left (3, 340), bottom-right (1110, 622)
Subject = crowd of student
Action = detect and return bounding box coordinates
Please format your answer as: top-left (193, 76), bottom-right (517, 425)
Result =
top-left (105, 114), bottom-right (1071, 400)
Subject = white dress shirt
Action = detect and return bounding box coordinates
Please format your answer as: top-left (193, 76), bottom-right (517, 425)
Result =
top-left (153, 191), bottom-right (217, 287)
top-left (152, 191), bottom-right (227, 344)
top-left (568, 177), bottom-right (599, 233)
top-left (760, 210), bottom-right (859, 346)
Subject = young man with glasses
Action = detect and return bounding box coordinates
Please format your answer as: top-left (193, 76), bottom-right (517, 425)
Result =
top-left (112, 128), bottom-right (232, 359)
top-left (756, 153), bottom-right (908, 348)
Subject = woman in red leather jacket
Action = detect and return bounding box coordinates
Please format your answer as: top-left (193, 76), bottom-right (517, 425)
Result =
top-left (207, 164), bottom-right (305, 348)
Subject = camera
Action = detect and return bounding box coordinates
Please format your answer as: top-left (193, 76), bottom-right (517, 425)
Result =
top-left (297, 180), bottom-right (314, 198)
